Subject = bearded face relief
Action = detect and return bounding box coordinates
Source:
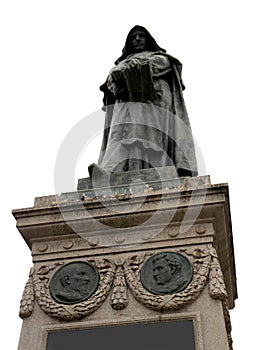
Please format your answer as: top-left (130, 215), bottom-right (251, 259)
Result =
top-left (58, 267), bottom-right (90, 301)
top-left (50, 262), bottom-right (99, 304)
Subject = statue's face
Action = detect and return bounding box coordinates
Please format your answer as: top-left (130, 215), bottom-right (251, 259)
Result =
top-left (130, 29), bottom-right (147, 53)
top-left (69, 269), bottom-right (90, 291)
top-left (153, 259), bottom-right (174, 285)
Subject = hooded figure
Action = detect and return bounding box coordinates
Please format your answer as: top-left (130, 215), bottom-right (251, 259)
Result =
top-left (95, 25), bottom-right (198, 177)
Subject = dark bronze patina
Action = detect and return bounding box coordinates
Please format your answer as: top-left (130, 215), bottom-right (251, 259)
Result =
top-left (50, 261), bottom-right (99, 304)
top-left (91, 25), bottom-right (198, 177)
top-left (140, 251), bottom-right (193, 295)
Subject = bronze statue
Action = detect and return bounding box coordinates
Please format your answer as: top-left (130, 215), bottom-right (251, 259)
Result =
top-left (92, 25), bottom-right (198, 177)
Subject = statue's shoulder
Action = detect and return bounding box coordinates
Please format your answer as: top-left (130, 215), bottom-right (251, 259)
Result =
top-left (150, 51), bottom-right (183, 67)
top-left (157, 52), bottom-right (185, 90)
top-left (161, 52), bottom-right (183, 67)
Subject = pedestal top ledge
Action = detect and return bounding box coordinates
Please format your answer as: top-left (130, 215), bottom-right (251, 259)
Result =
top-left (12, 175), bottom-right (237, 308)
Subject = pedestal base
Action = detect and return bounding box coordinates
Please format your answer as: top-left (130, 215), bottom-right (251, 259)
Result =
top-left (13, 175), bottom-right (237, 350)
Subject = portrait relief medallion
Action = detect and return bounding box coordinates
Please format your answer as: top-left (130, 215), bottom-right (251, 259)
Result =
top-left (140, 252), bottom-right (193, 295)
top-left (50, 261), bottom-right (99, 304)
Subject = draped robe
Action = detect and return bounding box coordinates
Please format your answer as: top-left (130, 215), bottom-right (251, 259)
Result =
top-left (97, 51), bottom-right (198, 176)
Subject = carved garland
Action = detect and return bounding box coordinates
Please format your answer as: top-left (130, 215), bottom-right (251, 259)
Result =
top-left (20, 246), bottom-right (232, 344)
top-left (208, 248), bottom-right (233, 350)
top-left (110, 258), bottom-right (128, 310)
top-left (20, 259), bottom-right (115, 321)
top-left (19, 267), bottom-right (35, 319)
top-left (123, 250), bottom-right (211, 311)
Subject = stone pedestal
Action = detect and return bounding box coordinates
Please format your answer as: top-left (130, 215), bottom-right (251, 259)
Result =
top-left (13, 175), bottom-right (237, 350)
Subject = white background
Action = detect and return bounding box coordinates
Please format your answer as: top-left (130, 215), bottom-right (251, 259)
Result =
top-left (1, 1), bottom-right (260, 348)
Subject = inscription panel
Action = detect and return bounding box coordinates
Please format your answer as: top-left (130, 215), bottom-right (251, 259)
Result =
top-left (47, 320), bottom-right (195, 350)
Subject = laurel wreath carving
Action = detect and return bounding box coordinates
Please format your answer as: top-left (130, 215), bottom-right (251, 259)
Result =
top-left (20, 246), bottom-right (232, 342)
top-left (20, 259), bottom-right (115, 321)
top-left (123, 250), bottom-right (211, 311)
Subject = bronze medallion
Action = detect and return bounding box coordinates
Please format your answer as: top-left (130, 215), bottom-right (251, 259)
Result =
top-left (140, 252), bottom-right (193, 295)
top-left (50, 261), bottom-right (99, 304)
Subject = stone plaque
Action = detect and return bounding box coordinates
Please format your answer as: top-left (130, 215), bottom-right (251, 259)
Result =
top-left (50, 261), bottom-right (99, 304)
top-left (140, 252), bottom-right (193, 295)
top-left (47, 319), bottom-right (195, 350)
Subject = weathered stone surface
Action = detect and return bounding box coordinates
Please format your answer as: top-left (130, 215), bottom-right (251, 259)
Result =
top-left (13, 176), bottom-right (236, 350)
top-left (77, 167), bottom-right (209, 194)
top-left (78, 166), bottom-right (180, 190)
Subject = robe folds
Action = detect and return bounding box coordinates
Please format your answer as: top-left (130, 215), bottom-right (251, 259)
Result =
top-left (98, 51), bottom-right (198, 176)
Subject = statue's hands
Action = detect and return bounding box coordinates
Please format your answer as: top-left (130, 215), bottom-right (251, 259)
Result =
top-left (110, 70), bottom-right (124, 82)
top-left (126, 61), bottom-right (142, 75)
top-left (109, 70), bottom-right (128, 100)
